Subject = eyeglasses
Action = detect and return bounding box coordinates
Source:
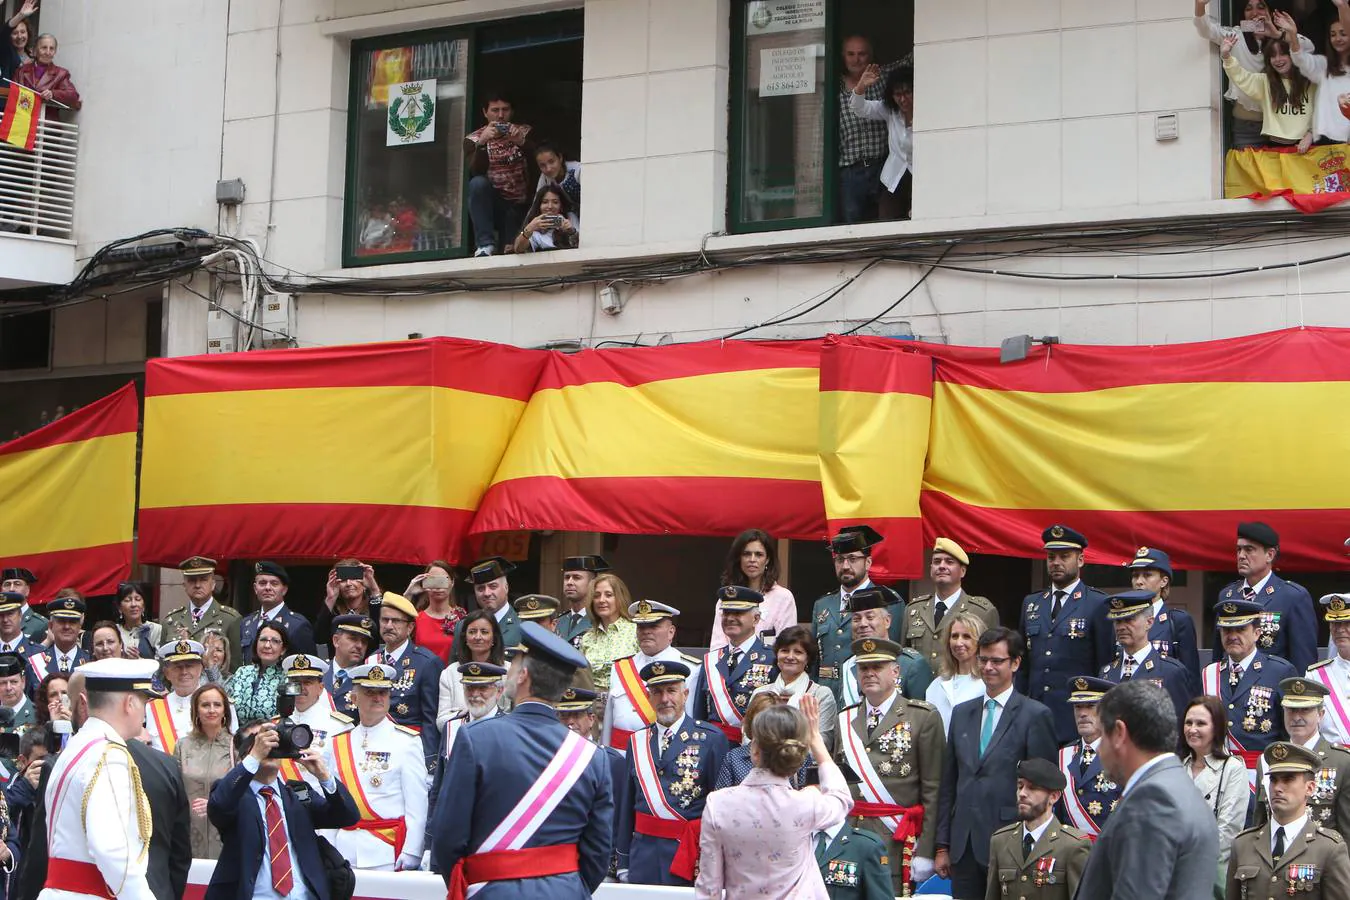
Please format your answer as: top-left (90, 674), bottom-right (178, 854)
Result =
top-left (834, 553), bottom-right (866, 564)
top-left (977, 655), bottom-right (1012, 667)
top-left (256, 636), bottom-right (283, 646)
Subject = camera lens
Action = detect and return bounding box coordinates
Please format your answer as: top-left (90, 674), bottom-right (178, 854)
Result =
top-left (289, 723), bottom-right (313, 751)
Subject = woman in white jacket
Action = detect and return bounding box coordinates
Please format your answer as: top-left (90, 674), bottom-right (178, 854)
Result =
top-left (1288, 2), bottom-right (1350, 144)
top-left (849, 63), bottom-right (912, 219)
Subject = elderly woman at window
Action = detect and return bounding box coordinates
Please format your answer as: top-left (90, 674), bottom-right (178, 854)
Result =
top-left (15, 32), bottom-right (81, 116)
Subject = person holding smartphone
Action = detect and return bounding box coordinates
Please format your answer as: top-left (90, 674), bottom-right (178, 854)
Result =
top-left (316, 557), bottom-right (379, 652)
top-left (465, 91), bottom-right (533, 257)
top-left (512, 184), bottom-right (579, 254)
top-left (405, 560), bottom-right (465, 664)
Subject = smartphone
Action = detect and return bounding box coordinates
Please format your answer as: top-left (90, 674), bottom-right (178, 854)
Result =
top-left (494, 122), bottom-right (511, 134)
top-left (336, 564), bottom-right (364, 581)
top-left (1239, 20), bottom-right (1262, 32)
top-left (423, 575), bottom-right (451, 591)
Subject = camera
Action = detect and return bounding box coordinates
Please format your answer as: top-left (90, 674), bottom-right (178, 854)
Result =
top-left (236, 719), bottom-right (313, 760)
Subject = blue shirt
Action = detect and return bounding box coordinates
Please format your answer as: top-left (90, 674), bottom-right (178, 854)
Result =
top-left (241, 756), bottom-right (338, 900)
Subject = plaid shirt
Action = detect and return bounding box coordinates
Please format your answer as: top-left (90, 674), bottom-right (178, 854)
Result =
top-left (838, 54), bottom-right (911, 167)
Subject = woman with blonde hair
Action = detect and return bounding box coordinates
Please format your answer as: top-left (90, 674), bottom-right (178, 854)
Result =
top-left (924, 609), bottom-right (987, 732)
top-left (697, 695), bottom-right (851, 899)
top-left (173, 683), bottom-right (235, 859)
top-left (578, 573), bottom-right (638, 691)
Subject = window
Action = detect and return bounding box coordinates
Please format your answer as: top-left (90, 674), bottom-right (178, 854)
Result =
top-left (343, 13), bottom-right (583, 267)
top-left (729, 1), bottom-right (914, 233)
top-left (0, 309), bottom-right (50, 371)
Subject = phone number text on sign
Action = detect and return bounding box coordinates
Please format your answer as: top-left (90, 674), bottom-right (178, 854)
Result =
top-left (759, 45), bottom-right (816, 98)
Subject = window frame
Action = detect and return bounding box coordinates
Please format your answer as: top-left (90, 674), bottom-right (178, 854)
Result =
top-left (727, 0), bottom-right (840, 234)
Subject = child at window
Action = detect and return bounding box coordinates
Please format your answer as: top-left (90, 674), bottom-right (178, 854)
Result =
top-left (1221, 31), bottom-right (1315, 151)
top-left (534, 141), bottom-right (581, 218)
top-left (512, 185), bottom-right (578, 254)
top-left (1290, 2), bottom-right (1350, 144)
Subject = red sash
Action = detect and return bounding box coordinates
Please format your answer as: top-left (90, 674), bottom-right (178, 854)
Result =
top-left (44, 859), bottom-right (114, 899)
top-left (447, 844), bottom-right (578, 900)
top-left (609, 726), bottom-right (634, 751)
top-left (635, 812), bottom-right (703, 881)
top-left (346, 817), bottom-right (408, 858)
top-left (711, 721), bottom-right (743, 745)
top-left (851, 801), bottom-right (923, 884)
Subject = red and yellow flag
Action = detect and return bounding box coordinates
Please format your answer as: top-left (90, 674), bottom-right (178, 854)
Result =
top-left (0, 383), bottom-right (138, 601)
top-left (0, 84), bottom-right (41, 151)
top-left (1225, 145), bottom-right (1350, 213)
top-left (470, 340), bottom-right (828, 541)
top-left (137, 339), bottom-right (544, 565)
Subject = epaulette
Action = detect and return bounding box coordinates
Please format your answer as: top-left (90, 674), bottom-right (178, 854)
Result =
top-left (1309, 658), bottom-right (1334, 671)
top-left (680, 653), bottom-right (700, 667)
top-left (991, 820), bottom-right (1022, 837)
top-left (393, 723), bottom-right (420, 736)
top-left (1317, 826), bottom-right (1345, 844)
top-left (908, 596), bottom-right (933, 609)
top-left (899, 647), bottom-right (922, 660)
top-left (1235, 824), bottom-right (1264, 838)
top-left (966, 594), bottom-right (996, 608)
top-left (849, 826), bottom-right (885, 847)
top-left (330, 711), bottom-right (353, 724)
top-left (1058, 825), bottom-right (1092, 841)
top-left (904, 698), bottom-right (934, 711)
top-left (614, 653), bottom-right (637, 662)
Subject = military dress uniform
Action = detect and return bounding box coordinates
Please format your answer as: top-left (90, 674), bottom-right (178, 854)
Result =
top-left (1213, 523), bottom-right (1318, 674)
top-left (365, 591), bottom-right (443, 766)
top-left (275, 653), bottom-right (351, 789)
top-left (835, 638), bottom-right (945, 894)
top-left (693, 589), bottom-right (777, 744)
top-left (324, 613), bottom-right (375, 719)
top-left (459, 557), bottom-right (522, 649)
top-left (1125, 548), bottom-right (1201, 690)
top-left (158, 557), bottom-right (242, 663)
top-left (813, 526), bottom-right (906, 701)
top-left (1, 567), bottom-right (48, 643)
top-left (1054, 677), bottom-right (1120, 839)
top-left (238, 562), bottom-right (317, 663)
top-left (816, 821), bottom-right (892, 900)
top-left (840, 590), bottom-right (933, 706)
top-left (1252, 678), bottom-right (1350, 837)
top-left (143, 640), bottom-right (218, 754)
top-left (603, 601), bottom-right (700, 751)
top-left (557, 555), bottom-right (610, 645)
top-left (618, 660), bottom-right (730, 886)
top-left (1204, 601), bottom-right (1299, 755)
top-left (1226, 742), bottom-right (1350, 900)
top-left (1311, 595), bottom-right (1350, 745)
top-left (330, 664), bottom-right (429, 871)
top-left (1016, 526), bottom-right (1114, 745)
top-left (985, 817), bottom-right (1090, 900)
top-left (0, 653), bottom-right (34, 772)
top-left (904, 538), bottom-right (999, 670)
top-left (1098, 590), bottom-right (1193, 738)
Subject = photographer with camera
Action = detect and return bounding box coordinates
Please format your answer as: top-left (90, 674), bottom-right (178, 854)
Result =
top-left (275, 654), bottom-right (351, 789)
top-left (329, 664), bottom-right (428, 872)
top-left (511, 184), bottom-right (578, 254)
top-left (203, 720), bottom-right (359, 900)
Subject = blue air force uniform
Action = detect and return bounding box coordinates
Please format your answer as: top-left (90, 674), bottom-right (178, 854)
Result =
top-left (432, 624), bottom-right (614, 899)
top-left (239, 604), bottom-right (317, 663)
top-left (1125, 547), bottom-right (1201, 691)
top-left (369, 643), bottom-right (443, 767)
top-left (323, 613), bottom-right (375, 719)
top-left (693, 590), bottom-right (777, 742)
top-left (617, 661), bottom-right (729, 887)
top-left (1206, 600), bottom-right (1299, 751)
top-left (1211, 522), bottom-right (1318, 673)
top-left (1098, 590), bottom-right (1193, 740)
top-left (1016, 527), bottom-right (1114, 745)
top-left (1056, 706), bottom-right (1121, 840)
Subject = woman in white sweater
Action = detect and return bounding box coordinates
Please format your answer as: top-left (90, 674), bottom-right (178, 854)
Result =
top-left (1289, 2), bottom-right (1350, 144)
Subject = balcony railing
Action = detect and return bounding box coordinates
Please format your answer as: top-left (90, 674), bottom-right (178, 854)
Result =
top-left (0, 92), bottom-right (76, 240)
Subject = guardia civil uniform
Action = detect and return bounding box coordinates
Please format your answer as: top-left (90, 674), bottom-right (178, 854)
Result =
top-left (903, 538), bottom-right (998, 670)
top-left (324, 613), bottom-right (375, 719)
top-left (458, 557), bottom-right (522, 648)
top-left (1055, 677), bottom-right (1120, 838)
top-left (1204, 600), bottom-right (1299, 757)
top-left (839, 590), bottom-right (933, 707)
top-left (985, 759), bottom-right (1091, 900)
top-left (602, 601), bottom-right (700, 751)
top-left (617, 660), bottom-right (730, 886)
top-left (329, 663), bottom-right (429, 871)
top-left (1309, 594), bottom-right (1350, 746)
top-left (815, 820), bottom-right (892, 900)
top-left (835, 638), bottom-right (944, 894)
top-left (812, 526), bottom-right (906, 702)
top-left (692, 587), bottom-right (777, 744)
top-left (0, 653), bottom-right (33, 772)
top-left (366, 592), bottom-right (443, 767)
top-left (556, 555), bottom-right (610, 645)
top-left (158, 557), bottom-right (242, 663)
top-left (1015, 526), bottom-right (1115, 745)
top-left (1, 568), bottom-right (48, 643)
top-left (274, 654), bottom-right (351, 790)
top-left (1226, 742), bottom-right (1350, 900)
top-left (1214, 522), bottom-right (1318, 674)
top-left (1252, 678), bottom-right (1350, 837)
top-left (37, 658), bottom-right (159, 900)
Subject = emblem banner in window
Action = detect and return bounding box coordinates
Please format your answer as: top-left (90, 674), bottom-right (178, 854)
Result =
top-left (386, 80), bottom-right (438, 146)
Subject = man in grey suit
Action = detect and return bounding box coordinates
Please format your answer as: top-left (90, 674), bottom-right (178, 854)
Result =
top-left (935, 626), bottom-right (1058, 899)
top-left (1073, 679), bottom-right (1218, 900)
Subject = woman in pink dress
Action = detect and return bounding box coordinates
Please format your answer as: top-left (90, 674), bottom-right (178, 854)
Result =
top-left (15, 32), bottom-right (80, 117)
top-left (696, 695), bottom-right (852, 899)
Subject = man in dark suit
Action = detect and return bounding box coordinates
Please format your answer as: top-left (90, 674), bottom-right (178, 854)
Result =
top-left (205, 720), bottom-right (359, 900)
top-left (15, 669), bottom-right (193, 900)
top-left (239, 561), bottom-right (317, 664)
top-left (1074, 680), bottom-right (1218, 900)
top-left (936, 626), bottom-right (1058, 900)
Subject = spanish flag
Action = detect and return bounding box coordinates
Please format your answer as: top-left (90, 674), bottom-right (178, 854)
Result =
top-left (137, 339), bottom-right (543, 565)
top-left (0, 383), bottom-right (138, 602)
top-left (920, 328), bottom-right (1350, 571)
top-left (0, 84), bottom-right (41, 151)
top-left (1225, 144), bottom-right (1350, 213)
top-left (818, 337), bottom-right (932, 579)
top-left (471, 341), bottom-right (828, 540)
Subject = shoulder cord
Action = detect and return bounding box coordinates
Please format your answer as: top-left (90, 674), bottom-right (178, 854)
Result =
top-left (81, 744), bottom-right (153, 865)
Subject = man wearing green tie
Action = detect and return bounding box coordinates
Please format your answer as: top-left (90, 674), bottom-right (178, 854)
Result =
top-left (558, 555), bottom-right (610, 645)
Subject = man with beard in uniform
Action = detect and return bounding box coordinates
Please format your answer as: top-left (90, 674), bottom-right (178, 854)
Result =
top-left (1016, 525), bottom-right (1113, 746)
top-left (985, 758), bottom-right (1091, 900)
top-left (813, 526), bottom-right (905, 704)
top-left (558, 556), bottom-right (610, 645)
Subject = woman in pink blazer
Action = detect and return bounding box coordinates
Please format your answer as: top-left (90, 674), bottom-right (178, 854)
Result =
top-left (696, 695), bottom-right (852, 899)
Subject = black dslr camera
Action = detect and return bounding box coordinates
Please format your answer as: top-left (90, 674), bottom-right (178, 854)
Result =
top-left (235, 682), bottom-right (314, 760)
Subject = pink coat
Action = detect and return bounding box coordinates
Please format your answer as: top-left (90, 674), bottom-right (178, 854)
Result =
top-left (696, 761), bottom-right (852, 899)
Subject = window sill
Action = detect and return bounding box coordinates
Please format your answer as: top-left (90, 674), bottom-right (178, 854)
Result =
top-left (316, 196), bottom-right (1302, 285)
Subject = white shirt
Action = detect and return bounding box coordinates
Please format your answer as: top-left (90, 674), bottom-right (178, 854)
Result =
top-left (1243, 572), bottom-right (1273, 598)
top-left (189, 598), bottom-right (215, 619)
top-left (50, 645), bottom-right (81, 672)
top-left (1123, 752), bottom-right (1172, 797)
top-left (1151, 599), bottom-right (1165, 618)
top-left (242, 755), bottom-right (338, 900)
top-left (378, 639), bottom-right (409, 666)
top-left (926, 673), bottom-right (984, 734)
top-left (1023, 816), bottom-right (1052, 846)
top-left (1228, 647), bottom-right (1259, 676)
top-left (493, 604), bottom-right (510, 624)
top-left (0, 636), bottom-right (23, 653)
top-left (260, 603), bottom-right (285, 622)
top-left (659, 714), bottom-right (687, 749)
top-left (866, 688), bottom-right (899, 723)
top-left (982, 685), bottom-right (1014, 737)
top-left (847, 91), bottom-right (912, 191)
top-left (1121, 645), bottom-right (1151, 674)
top-left (1271, 812), bottom-right (1309, 857)
top-left (934, 587), bottom-right (963, 614)
top-left (1051, 580), bottom-right (1081, 604)
top-left (5, 695), bottom-right (29, 717)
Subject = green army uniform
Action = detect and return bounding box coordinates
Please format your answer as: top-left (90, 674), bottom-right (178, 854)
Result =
top-left (904, 591), bottom-right (999, 670)
top-left (19, 606), bottom-right (46, 642)
top-left (1253, 677), bottom-right (1350, 837)
top-left (160, 599), bottom-right (242, 666)
top-left (985, 818), bottom-right (1091, 900)
top-left (817, 823), bottom-right (893, 900)
top-left (836, 638), bottom-right (944, 896)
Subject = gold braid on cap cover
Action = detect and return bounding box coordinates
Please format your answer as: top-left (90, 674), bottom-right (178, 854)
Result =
top-left (81, 742), bottom-right (154, 886)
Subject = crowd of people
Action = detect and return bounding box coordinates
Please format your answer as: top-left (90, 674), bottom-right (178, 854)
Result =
top-left (3, 516), bottom-right (1350, 898)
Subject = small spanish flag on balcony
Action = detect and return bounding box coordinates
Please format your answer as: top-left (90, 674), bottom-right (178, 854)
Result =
top-left (0, 83), bottom-right (40, 151)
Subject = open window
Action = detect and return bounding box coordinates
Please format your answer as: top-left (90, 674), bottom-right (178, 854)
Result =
top-left (342, 12), bottom-right (583, 267)
top-left (728, 0), bottom-right (914, 233)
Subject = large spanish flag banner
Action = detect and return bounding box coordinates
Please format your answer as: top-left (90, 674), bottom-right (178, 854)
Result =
top-left (0, 383), bottom-right (137, 601)
top-left (817, 336), bottom-right (933, 579)
top-left (470, 341), bottom-right (828, 539)
top-left (1225, 144), bottom-right (1350, 213)
top-left (138, 339), bottom-right (544, 565)
top-left (920, 328), bottom-right (1350, 571)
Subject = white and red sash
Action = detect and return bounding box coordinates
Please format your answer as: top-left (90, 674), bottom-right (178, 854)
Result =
top-left (630, 729), bottom-right (684, 822)
top-left (838, 707), bottom-right (901, 834)
top-left (702, 650), bottom-right (742, 727)
top-left (1057, 745), bottom-right (1099, 836)
top-left (1313, 664), bottom-right (1350, 740)
top-left (1201, 663), bottom-right (1259, 792)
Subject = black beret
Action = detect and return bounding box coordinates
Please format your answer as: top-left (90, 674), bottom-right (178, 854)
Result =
top-left (1237, 522), bottom-right (1279, 548)
top-left (1017, 757), bottom-right (1066, 791)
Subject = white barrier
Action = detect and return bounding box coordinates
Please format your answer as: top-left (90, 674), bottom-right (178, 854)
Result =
top-left (185, 859), bottom-right (696, 899)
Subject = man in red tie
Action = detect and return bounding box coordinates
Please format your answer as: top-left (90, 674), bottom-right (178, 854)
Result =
top-left (204, 720), bottom-right (359, 900)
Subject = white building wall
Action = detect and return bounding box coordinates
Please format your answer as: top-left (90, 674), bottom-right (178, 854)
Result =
top-left (33, 0), bottom-right (1350, 358)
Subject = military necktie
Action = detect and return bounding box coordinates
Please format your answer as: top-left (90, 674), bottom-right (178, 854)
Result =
top-left (190, 604), bottom-right (205, 624)
top-left (1051, 590), bottom-right (1067, 624)
top-left (1078, 742), bottom-right (1093, 774)
top-left (933, 599), bottom-right (948, 630)
top-left (659, 728), bottom-right (672, 755)
top-left (1272, 826), bottom-right (1286, 863)
top-left (1122, 655), bottom-right (1136, 679)
top-left (866, 707), bottom-right (882, 735)
top-left (58, 655), bottom-right (70, 673)
top-left (815, 832), bottom-right (829, 866)
top-left (1023, 830), bottom-right (1035, 861)
top-left (1242, 585), bottom-right (1256, 602)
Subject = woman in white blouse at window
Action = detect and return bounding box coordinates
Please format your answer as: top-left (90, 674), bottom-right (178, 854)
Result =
top-left (848, 63), bottom-right (913, 219)
top-left (924, 610), bottom-right (986, 734)
top-left (1181, 695), bottom-right (1248, 895)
